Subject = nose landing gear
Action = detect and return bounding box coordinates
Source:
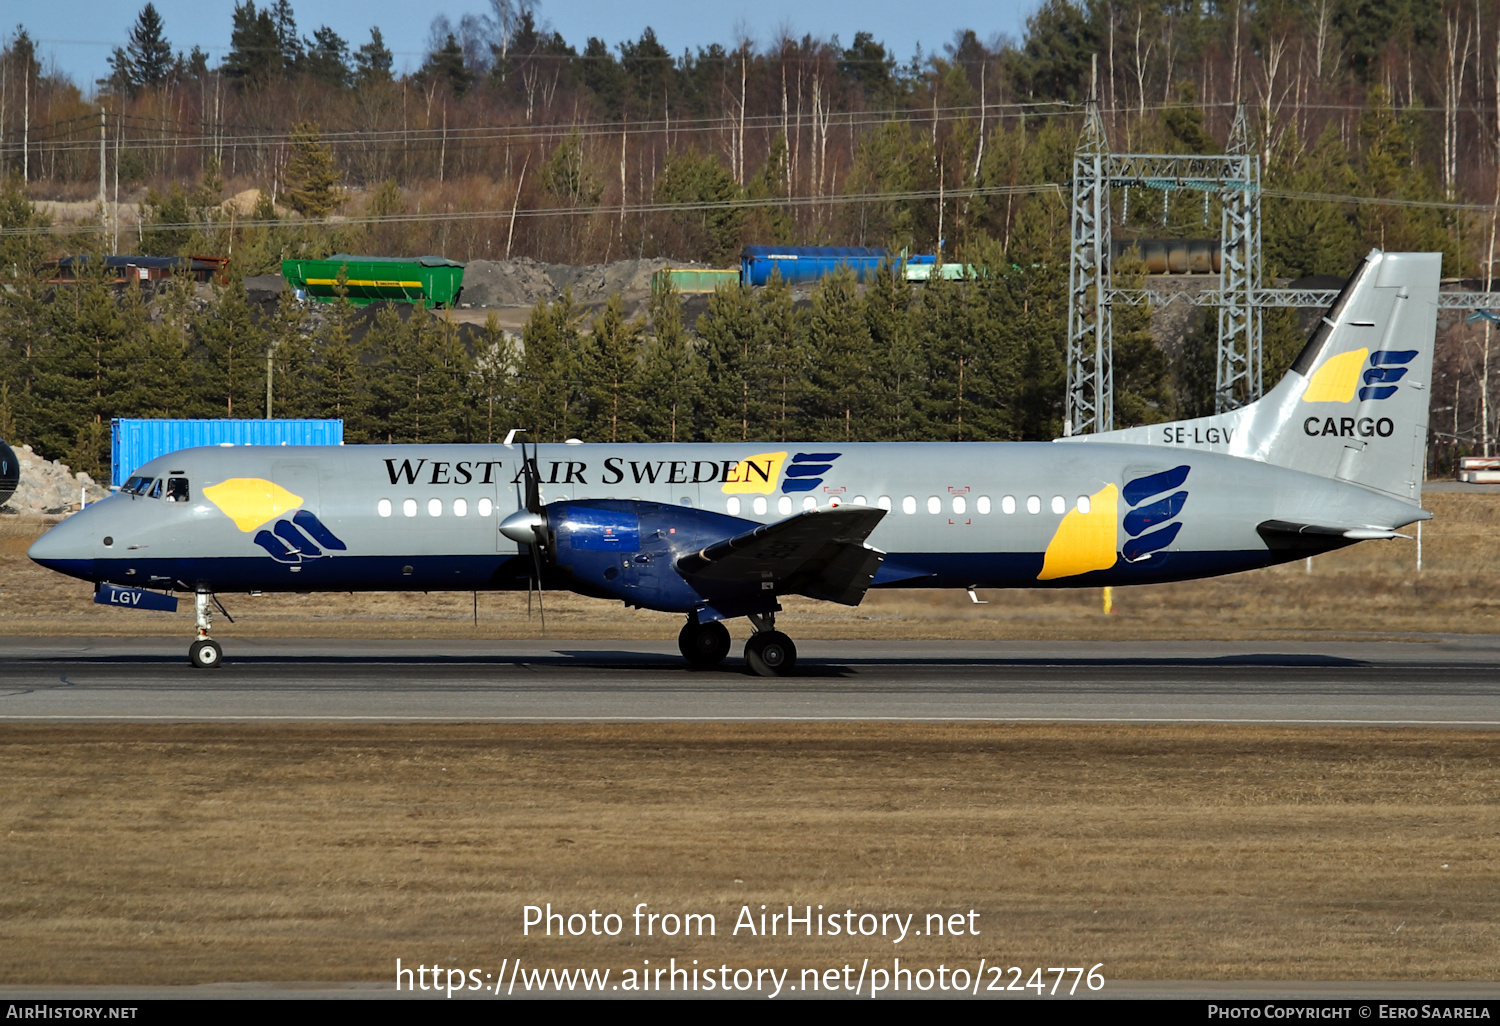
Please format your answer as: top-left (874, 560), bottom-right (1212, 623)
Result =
top-left (189, 591), bottom-right (223, 669)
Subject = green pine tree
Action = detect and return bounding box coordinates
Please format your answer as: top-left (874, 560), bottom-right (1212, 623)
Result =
top-left (639, 274), bottom-right (704, 442)
top-left (270, 289), bottom-right (316, 418)
top-left (862, 262), bottom-right (922, 440)
top-left (473, 313), bottom-right (518, 444)
top-left (516, 291), bottom-right (583, 442)
top-left (282, 122), bottom-right (343, 220)
top-left (313, 284), bottom-right (369, 438)
top-left (192, 273), bottom-right (267, 418)
top-left (758, 271), bottom-right (806, 442)
top-left (582, 292), bottom-right (645, 443)
top-left (696, 283), bottom-right (766, 442)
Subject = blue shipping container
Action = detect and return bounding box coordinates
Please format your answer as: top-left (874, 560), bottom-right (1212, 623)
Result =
top-left (739, 245), bottom-right (892, 286)
top-left (110, 419), bottom-right (343, 487)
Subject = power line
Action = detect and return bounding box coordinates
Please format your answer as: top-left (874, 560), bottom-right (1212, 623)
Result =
top-left (0, 182), bottom-right (1063, 238)
top-left (0, 98), bottom-right (1082, 158)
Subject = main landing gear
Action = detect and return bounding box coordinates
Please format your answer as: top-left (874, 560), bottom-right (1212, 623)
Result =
top-left (677, 613), bottom-right (797, 676)
top-left (744, 611), bottom-right (796, 678)
top-left (678, 619), bottom-right (731, 669)
top-left (189, 591), bottom-right (222, 669)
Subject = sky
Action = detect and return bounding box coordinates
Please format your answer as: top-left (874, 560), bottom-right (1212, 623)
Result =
top-left (14, 1), bottom-right (1034, 90)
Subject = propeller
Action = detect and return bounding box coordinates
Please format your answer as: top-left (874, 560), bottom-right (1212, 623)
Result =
top-left (499, 434), bottom-right (548, 634)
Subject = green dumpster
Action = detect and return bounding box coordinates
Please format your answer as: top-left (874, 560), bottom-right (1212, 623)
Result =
top-left (650, 268), bottom-right (741, 293)
top-left (282, 254), bottom-right (466, 308)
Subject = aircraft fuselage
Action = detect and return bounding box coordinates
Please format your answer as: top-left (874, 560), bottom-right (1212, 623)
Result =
top-left (31, 440), bottom-right (1424, 602)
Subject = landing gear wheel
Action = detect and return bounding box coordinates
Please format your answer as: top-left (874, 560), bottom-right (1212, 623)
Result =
top-left (678, 620), bottom-right (731, 668)
top-left (189, 638), bottom-right (223, 669)
top-left (744, 631), bottom-right (796, 677)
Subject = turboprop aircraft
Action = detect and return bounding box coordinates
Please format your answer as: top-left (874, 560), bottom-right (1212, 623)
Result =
top-left (29, 249), bottom-right (1439, 675)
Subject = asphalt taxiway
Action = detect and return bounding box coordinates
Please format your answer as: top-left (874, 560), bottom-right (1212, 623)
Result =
top-left (2, 635), bottom-right (1499, 724)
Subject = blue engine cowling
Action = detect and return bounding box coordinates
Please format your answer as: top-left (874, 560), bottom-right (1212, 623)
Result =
top-left (542, 499), bottom-right (769, 615)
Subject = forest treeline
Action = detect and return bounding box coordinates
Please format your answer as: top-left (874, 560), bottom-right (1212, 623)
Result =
top-left (0, 249), bottom-right (1118, 480)
top-left (0, 0), bottom-right (1486, 275)
top-left (0, 0), bottom-right (1498, 471)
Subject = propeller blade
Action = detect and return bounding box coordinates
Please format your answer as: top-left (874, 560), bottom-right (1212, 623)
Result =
top-left (529, 526), bottom-right (546, 635)
top-left (523, 438), bottom-right (542, 514)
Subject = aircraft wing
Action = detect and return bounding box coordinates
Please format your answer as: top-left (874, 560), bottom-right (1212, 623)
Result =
top-left (676, 505), bottom-right (887, 606)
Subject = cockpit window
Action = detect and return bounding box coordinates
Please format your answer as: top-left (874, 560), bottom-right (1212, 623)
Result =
top-left (122, 476), bottom-right (150, 495)
top-left (167, 478), bottom-right (190, 502)
top-left (147, 478), bottom-right (163, 499)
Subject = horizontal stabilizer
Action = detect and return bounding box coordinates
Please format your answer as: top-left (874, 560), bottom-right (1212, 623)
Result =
top-left (676, 505), bottom-right (887, 606)
top-left (1257, 519), bottom-right (1411, 552)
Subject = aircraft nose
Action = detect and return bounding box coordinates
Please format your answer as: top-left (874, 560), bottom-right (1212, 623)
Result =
top-left (28, 515), bottom-right (98, 581)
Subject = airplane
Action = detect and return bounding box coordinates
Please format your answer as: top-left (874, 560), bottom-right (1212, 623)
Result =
top-left (28, 249), bottom-right (1438, 675)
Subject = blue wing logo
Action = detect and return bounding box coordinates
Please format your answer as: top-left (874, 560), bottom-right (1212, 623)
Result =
top-left (252, 510), bottom-right (348, 563)
top-left (1121, 465), bottom-right (1190, 562)
top-left (1358, 350), bottom-right (1418, 401)
top-left (782, 452), bottom-right (842, 494)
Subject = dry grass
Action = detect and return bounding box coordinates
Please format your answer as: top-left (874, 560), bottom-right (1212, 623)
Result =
top-left (6, 492), bottom-right (1500, 641)
top-left (0, 723), bottom-right (1495, 985)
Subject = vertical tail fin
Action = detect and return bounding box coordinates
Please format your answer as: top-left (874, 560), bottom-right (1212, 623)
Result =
top-left (1070, 250), bottom-right (1440, 502)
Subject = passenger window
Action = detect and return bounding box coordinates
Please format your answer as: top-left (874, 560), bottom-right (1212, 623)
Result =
top-left (727, 497), bottom-right (741, 516)
top-left (453, 498), bottom-right (468, 517)
top-left (902, 496), bottom-right (916, 515)
top-left (753, 496), bottom-right (768, 516)
top-left (403, 499), bottom-right (417, 517)
top-left (952, 496), bottom-right (966, 515)
top-left (1001, 495), bottom-right (1016, 514)
top-left (378, 499), bottom-right (392, 518)
top-left (852, 495), bottom-right (867, 506)
top-left (428, 498), bottom-right (443, 517)
top-left (977, 496), bottom-right (992, 514)
top-left (926, 496), bottom-right (941, 514)
top-left (802, 496), bottom-right (817, 511)
top-left (1051, 495), bottom-right (1066, 514)
top-left (147, 479), bottom-right (163, 499)
top-left (477, 498), bottom-right (494, 517)
top-left (1077, 495), bottom-right (1091, 514)
top-left (166, 478), bottom-right (190, 502)
top-left (777, 497), bottom-right (792, 516)
top-left (1026, 495), bottom-right (1041, 514)
top-left (878, 496), bottom-right (892, 511)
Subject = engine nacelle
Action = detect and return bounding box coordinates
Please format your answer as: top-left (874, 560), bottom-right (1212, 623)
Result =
top-left (544, 499), bottom-right (755, 613)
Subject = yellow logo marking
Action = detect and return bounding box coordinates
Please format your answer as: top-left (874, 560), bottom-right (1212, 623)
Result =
top-left (202, 478), bottom-right (305, 533)
top-left (1303, 347), bottom-right (1368, 403)
top-left (1038, 484), bottom-right (1120, 581)
top-left (720, 451), bottom-right (788, 494)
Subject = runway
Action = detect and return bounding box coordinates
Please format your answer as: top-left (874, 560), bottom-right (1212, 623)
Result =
top-left (3, 635), bottom-right (1500, 724)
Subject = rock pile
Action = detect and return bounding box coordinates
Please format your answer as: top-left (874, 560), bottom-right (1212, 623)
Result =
top-left (1, 444), bottom-right (110, 515)
top-left (458, 257), bottom-right (558, 308)
top-left (459, 256), bottom-right (706, 308)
